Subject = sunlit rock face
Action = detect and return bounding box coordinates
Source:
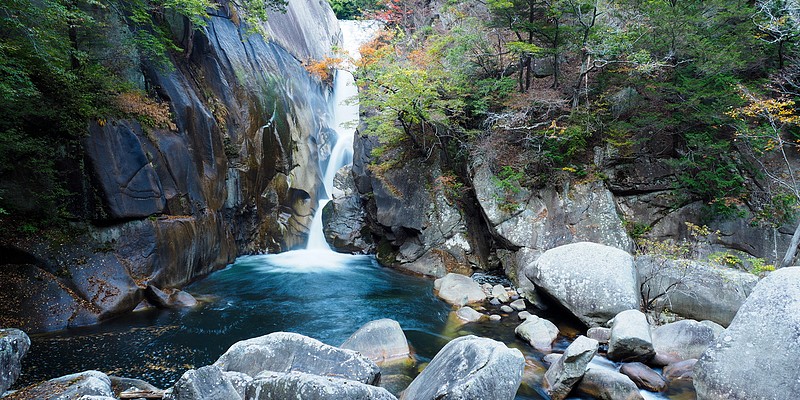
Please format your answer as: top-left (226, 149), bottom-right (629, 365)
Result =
top-left (0, 0), bottom-right (342, 332)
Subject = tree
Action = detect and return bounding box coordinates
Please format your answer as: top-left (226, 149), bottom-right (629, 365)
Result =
top-left (754, 0), bottom-right (800, 69)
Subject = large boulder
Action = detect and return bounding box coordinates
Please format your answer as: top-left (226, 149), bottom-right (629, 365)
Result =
top-left (635, 256), bottom-right (758, 326)
top-left (434, 273), bottom-right (486, 306)
top-left (322, 165), bottom-right (372, 253)
top-left (166, 365), bottom-right (241, 400)
top-left (607, 310), bottom-right (655, 362)
top-left (694, 267), bottom-right (800, 399)
top-left (525, 242), bottom-right (639, 326)
top-left (0, 329), bottom-right (30, 393)
top-left (213, 332), bottom-right (380, 384)
top-left (6, 370), bottom-right (114, 399)
top-left (247, 371), bottom-right (397, 400)
top-left (340, 319), bottom-right (411, 363)
top-left (652, 319), bottom-right (717, 361)
top-left (515, 316), bottom-right (560, 352)
top-left (575, 368), bottom-right (645, 400)
top-left (543, 335), bottom-right (599, 400)
top-left (400, 335), bottom-right (524, 400)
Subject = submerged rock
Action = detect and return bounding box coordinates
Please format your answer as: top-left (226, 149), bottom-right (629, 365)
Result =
top-left (400, 335), bottom-right (524, 400)
top-left (214, 332), bottom-right (380, 384)
top-left (166, 365), bottom-right (240, 400)
top-left (607, 310), bottom-right (655, 362)
top-left (247, 371), bottom-right (396, 400)
top-left (515, 316), bottom-right (560, 352)
top-left (7, 370), bottom-right (114, 399)
top-left (0, 328), bottom-right (29, 393)
top-left (694, 267), bottom-right (800, 399)
top-left (434, 273), bottom-right (486, 306)
top-left (340, 319), bottom-right (411, 363)
top-left (525, 242), bottom-right (638, 326)
top-left (543, 335), bottom-right (598, 400)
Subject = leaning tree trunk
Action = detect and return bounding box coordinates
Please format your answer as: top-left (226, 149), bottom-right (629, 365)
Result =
top-left (780, 220), bottom-right (800, 269)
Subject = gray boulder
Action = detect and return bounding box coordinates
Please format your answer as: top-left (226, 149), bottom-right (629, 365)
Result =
top-left (515, 316), bottom-right (560, 352)
top-left (0, 329), bottom-right (29, 393)
top-left (525, 242), bottom-right (638, 326)
top-left (587, 327), bottom-right (611, 344)
top-left (222, 372), bottom-right (252, 400)
top-left (635, 256), bottom-right (758, 326)
top-left (492, 284), bottom-right (510, 302)
top-left (543, 335), bottom-right (599, 400)
top-left (608, 310), bottom-right (655, 362)
top-left (652, 319), bottom-right (717, 361)
top-left (400, 335), bottom-right (524, 400)
top-left (619, 362), bottom-right (666, 392)
top-left (455, 307), bottom-right (484, 323)
top-left (109, 376), bottom-right (163, 398)
top-left (694, 267), bottom-right (800, 399)
top-left (509, 299), bottom-right (526, 311)
top-left (434, 273), bottom-right (486, 306)
top-left (576, 368), bottom-right (644, 400)
top-left (518, 311), bottom-right (532, 320)
top-left (247, 371), bottom-right (397, 400)
top-left (340, 319), bottom-right (411, 363)
top-left (166, 365), bottom-right (240, 400)
top-left (6, 370), bottom-right (114, 399)
top-left (501, 305), bottom-right (514, 313)
top-left (214, 332), bottom-right (379, 384)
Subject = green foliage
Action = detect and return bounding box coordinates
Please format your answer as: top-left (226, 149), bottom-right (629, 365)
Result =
top-left (624, 220), bottom-right (652, 240)
top-left (491, 165), bottom-right (524, 211)
top-left (749, 257), bottom-right (775, 275)
top-left (327, 0), bottom-right (383, 19)
top-left (707, 251), bottom-right (744, 268)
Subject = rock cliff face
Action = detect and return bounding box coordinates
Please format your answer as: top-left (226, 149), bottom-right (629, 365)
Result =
top-left (0, 0), bottom-right (341, 332)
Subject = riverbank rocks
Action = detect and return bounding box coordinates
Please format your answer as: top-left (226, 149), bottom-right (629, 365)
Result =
top-left (247, 371), bottom-right (396, 400)
top-left (6, 370), bottom-right (114, 399)
top-left (492, 284), bottom-right (510, 302)
top-left (400, 335), bottom-right (524, 400)
top-left (576, 368), bottom-right (644, 400)
top-left (663, 359), bottom-right (697, 381)
top-left (214, 332), bottom-right (380, 384)
top-left (635, 256), bottom-right (758, 326)
top-left (0, 329), bottom-right (29, 393)
top-left (619, 362), bottom-right (666, 392)
top-left (587, 327), bottom-right (611, 344)
top-left (525, 242), bottom-right (638, 326)
top-left (515, 316), bottom-right (560, 352)
top-left (166, 365), bottom-right (240, 400)
top-left (694, 267), bottom-right (800, 399)
top-left (340, 319), bottom-right (411, 363)
top-left (510, 299), bottom-right (526, 311)
top-left (608, 310), bottom-right (655, 362)
top-left (652, 319), bottom-right (717, 361)
top-left (543, 335), bottom-right (599, 400)
top-left (434, 273), bottom-right (486, 306)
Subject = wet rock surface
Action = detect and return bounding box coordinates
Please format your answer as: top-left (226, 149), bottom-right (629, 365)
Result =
top-left (608, 310), bottom-right (655, 362)
top-left (434, 273), bottom-right (486, 306)
top-left (247, 371), bottom-right (397, 400)
top-left (6, 370), bottom-right (115, 400)
top-left (340, 319), bottom-right (411, 363)
top-left (0, 329), bottom-right (29, 393)
top-left (543, 335), bottom-right (598, 400)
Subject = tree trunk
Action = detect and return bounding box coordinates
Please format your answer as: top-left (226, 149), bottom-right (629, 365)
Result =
top-left (780, 220), bottom-right (800, 268)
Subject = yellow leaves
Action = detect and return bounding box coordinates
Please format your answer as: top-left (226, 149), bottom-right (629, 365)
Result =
top-left (304, 56), bottom-right (343, 84)
top-left (114, 91), bottom-right (177, 131)
top-left (729, 97), bottom-right (800, 125)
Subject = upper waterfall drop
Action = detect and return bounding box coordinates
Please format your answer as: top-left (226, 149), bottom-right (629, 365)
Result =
top-left (305, 20), bottom-right (382, 252)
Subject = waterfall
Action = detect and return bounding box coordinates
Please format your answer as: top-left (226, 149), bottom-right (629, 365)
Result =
top-left (305, 20), bottom-right (381, 251)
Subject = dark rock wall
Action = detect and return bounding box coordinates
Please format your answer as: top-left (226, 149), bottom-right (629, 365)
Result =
top-left (0, 0), bottom-right (341, 332)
